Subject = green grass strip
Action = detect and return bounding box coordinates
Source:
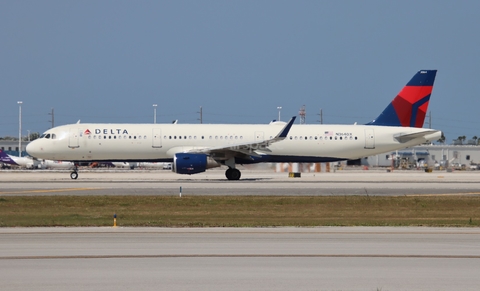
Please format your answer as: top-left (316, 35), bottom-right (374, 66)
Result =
top-left (0, 195), bottom-right (479, 227)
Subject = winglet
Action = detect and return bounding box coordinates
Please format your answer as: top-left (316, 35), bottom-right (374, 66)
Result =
top-left (275, 116), bottom-right (296, 139)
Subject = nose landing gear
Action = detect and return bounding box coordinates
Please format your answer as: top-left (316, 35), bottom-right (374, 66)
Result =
top-left (70, 164), bottom-right (79, 180)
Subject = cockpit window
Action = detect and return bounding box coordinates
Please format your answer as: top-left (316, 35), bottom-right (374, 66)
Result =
top-left (40, 133), bottom-right (55, 139)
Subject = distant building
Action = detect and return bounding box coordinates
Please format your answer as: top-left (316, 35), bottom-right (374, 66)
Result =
top-left (0, 140), bottom-right (29, 156)
top-left (362, 144), bottom-right (480, 169)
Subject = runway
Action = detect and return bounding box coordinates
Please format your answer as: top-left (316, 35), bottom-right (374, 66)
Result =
top-left (1, 168), bottom-right (480, 196)
top-left (1, 227), bottom-right (480, 291)
top-left (2, 170), bottom-right (480, 290)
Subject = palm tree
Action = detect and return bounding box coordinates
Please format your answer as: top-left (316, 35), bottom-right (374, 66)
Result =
top-left (455, 136), bottom-right (467, 144)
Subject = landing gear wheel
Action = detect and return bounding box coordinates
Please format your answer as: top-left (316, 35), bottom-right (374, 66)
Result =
top-left (225, 168), bottom-right (241, 180)
top-left (70, 171), bottom-right (78, 180)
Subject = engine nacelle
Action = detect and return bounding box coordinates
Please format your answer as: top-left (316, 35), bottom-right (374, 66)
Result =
top-left (173, 153), bottom-right (220, 175)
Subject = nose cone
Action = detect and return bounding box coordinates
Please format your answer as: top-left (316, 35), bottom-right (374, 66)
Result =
top-left (26, 140), bottom-right (41, 158)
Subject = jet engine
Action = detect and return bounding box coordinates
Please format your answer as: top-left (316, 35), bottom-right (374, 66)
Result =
top-left (172, 153), bottom-right (221, 175)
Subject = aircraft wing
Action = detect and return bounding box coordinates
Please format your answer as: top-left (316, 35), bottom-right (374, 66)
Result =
top-left (186, 116), bottom-right (296, 159)
top-left (394, 130), bottom-right (440, 143)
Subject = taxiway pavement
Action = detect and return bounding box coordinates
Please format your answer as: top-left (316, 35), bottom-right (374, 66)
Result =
top-left (1, 227), bottom-right (480, 291)
top-left (1, 169), bottom-right (480, 196)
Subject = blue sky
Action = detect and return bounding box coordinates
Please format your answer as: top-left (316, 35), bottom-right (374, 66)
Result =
top-left (1, 1), bottom-right (479, 143)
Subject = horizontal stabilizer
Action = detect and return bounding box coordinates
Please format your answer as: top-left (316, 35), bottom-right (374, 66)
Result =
top-left (394, 130), bottom-right (441, 143)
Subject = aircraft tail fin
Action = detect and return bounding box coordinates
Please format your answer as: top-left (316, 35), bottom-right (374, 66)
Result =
top-left (0, 150), bottom-right (17, 165)
top-left (366, 70), bottom-right (437, 127)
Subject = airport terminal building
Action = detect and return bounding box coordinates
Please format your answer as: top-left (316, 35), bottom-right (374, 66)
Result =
top-left (361, 145), bottom-right (480, 170)
top-left (0, 140), bottom-right (28, 156)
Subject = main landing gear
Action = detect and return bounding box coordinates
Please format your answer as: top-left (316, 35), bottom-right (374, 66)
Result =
top-left (225, 168), bottom-right (241, 180)
top-left (70, 164), bottom-right (79, 180)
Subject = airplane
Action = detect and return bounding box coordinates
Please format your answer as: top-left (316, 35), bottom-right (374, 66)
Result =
top-left (0, 149), bottom-right (75, 170)
top-left (0, 150), bottom-right (38, 169)
top-left (40, 159), bottom-right (75, 170)
top-left (26, 70), bottom-right (441, 180)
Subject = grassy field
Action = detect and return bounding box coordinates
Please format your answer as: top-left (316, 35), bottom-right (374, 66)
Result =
top-left (0, 195), bottom-right (479, 227)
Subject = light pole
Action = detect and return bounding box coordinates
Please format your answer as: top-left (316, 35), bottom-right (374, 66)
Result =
top-left (153, 104), bottom-right (157, 124)
top-left (27, 130), bottom-right (30, 142)
top-left (18, 101), bottom-right (23, 157)
top-left (277, 106), bottom-right (282, 121)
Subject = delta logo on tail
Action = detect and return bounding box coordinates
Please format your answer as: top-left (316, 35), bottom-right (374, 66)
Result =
top-left (367, 70), bottom-right (437, 127)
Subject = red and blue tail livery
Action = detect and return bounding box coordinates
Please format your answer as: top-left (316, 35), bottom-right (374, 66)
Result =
top-left (367, 70), bottom-right (437, 127)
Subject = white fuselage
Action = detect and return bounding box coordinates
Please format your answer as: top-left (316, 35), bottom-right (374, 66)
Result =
top-left (27, 122), bottom-right (441, 163)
